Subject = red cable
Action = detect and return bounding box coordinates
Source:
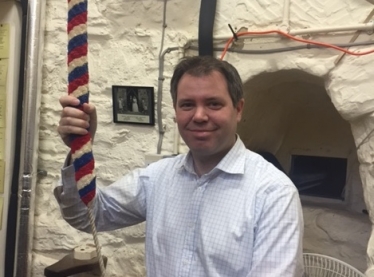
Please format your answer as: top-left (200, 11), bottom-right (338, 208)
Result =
top-left (220, 29), bottom-right (374, 60)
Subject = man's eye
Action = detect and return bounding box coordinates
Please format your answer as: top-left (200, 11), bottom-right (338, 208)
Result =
top-left (208, 102), bottom-right (222, 109)
top-left (179, 103), bottom-right (193, 109)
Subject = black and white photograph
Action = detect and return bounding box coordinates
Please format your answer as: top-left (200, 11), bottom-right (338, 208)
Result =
top-left (112, 85), bottom-right (155, 125)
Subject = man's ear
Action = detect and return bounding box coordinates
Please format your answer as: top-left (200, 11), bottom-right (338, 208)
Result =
top-left (236, 98), bottom-right (245, 122)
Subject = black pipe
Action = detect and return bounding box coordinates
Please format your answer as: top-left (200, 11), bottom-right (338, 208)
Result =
top-left (198, 0), bottom-right (217, 56)
top-left (4, 0), bottom-right (28, 276)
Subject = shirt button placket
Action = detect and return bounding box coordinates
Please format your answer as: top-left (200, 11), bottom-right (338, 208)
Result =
top-left (179, 179), bottom-right (206, 277)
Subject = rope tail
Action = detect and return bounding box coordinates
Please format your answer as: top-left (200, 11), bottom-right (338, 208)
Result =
top-left (67, 0), bottom-right (105, 275)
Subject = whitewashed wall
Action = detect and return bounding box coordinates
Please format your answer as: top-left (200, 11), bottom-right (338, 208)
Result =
top-left (35, 0), bottom-right (374, 276)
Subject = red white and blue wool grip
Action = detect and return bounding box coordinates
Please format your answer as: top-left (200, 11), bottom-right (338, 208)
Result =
top-left (67, 0), bottom-right (96, 207)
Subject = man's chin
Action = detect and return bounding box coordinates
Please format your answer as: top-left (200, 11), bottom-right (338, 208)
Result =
top-left (189, 146), bottom-right (214, 156)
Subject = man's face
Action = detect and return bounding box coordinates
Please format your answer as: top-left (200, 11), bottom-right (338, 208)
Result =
top-left (175, 71), bottom-right (244, 160)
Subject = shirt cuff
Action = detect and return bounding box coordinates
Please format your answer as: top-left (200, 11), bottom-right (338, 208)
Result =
top-left (55, 153), bottom-right (80, 201)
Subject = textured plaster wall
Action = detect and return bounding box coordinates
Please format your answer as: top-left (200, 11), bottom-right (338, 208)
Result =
top-left (238, 72), bottom-right (364, 212)
top-left (237, 71), bottom-right (370, 271)
top-left (35, 0), bottom-right (374, 276)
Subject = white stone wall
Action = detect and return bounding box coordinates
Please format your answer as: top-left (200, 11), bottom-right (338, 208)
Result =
top-left (35, 0), bottom-right (374, 276)
top-left (238, 72), bottom-right (364, 211)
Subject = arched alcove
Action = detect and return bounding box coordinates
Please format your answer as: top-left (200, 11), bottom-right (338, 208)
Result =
top-left (237, 69), bottom-right (370, 270)
top-left (238, 69), bottom-right (364, 208)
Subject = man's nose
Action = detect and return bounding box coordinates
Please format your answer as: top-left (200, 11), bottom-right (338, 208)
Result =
top-left (192, 106), bottom-right (208, 122)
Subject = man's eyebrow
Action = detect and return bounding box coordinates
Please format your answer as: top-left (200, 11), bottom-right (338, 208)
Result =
top-left (178, 96), bottom-right (195, 101)
top-left (178, 97), bottom-right (224, 102)
top-left (177, 98), bottom-right (194, 102)
top-left (206, 97), bottom-right (221, 101)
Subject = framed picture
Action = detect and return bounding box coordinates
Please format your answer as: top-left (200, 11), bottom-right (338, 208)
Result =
top-left (112, 85), bottom-right (155, 125)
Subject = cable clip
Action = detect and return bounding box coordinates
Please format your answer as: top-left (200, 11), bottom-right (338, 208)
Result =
top-left (228, 24), bottom-right (238, 41)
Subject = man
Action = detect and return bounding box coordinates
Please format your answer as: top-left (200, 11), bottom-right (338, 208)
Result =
top-left (56, 56), bottom-right (304, 276)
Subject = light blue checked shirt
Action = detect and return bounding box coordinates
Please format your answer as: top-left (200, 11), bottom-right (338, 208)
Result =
top-left (55, 137), bottom-right (304, 277)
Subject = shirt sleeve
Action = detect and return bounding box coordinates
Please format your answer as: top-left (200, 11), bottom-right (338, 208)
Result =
top-left (248, 184), bottom-right (304, 277)
top-left (54, 156), bottom-right (148, 233)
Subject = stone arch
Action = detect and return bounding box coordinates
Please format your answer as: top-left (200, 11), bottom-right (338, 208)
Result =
top-left (236, 68), bottom-right (370, 271)
top-left (238, 68), bottom-right (363, 208)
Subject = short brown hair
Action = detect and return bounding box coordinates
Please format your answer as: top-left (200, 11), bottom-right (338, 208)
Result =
top-left (170, 56), bottom-right (243, 107)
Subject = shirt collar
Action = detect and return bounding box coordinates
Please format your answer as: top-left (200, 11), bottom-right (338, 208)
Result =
top-left (177, 135), bottom-right (246, 176)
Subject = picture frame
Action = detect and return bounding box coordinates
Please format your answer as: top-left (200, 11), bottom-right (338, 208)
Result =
top-left (112, 85), bottom-right (155, 125)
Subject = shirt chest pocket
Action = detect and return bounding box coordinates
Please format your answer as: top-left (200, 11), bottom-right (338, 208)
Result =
top-left (195, 210), bottom-right (255, 275)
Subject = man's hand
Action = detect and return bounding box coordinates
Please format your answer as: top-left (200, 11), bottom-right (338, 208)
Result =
top-left (57, 95), bottom-right (97, 147)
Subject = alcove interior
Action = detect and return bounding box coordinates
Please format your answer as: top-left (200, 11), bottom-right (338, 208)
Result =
top-left (237, 69), bottom-right (364, 211)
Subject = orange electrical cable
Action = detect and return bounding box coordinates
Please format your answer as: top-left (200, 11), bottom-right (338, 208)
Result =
top-left (220, 29), bottom-right (374, 60)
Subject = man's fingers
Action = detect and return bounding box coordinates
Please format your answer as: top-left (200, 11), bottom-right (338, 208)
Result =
top-left (58, 96), bottom-right (98, 147)
top-left (59, 95), bottom-right (80, 108)
top-left (82, 103), bottom-right (96, 116)
top-left (59, 116), bottom-right (90, 131)
top-left (61, 106), bottom-right (90, 121)
top-left (58, 125), bottom-right (88, 137)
